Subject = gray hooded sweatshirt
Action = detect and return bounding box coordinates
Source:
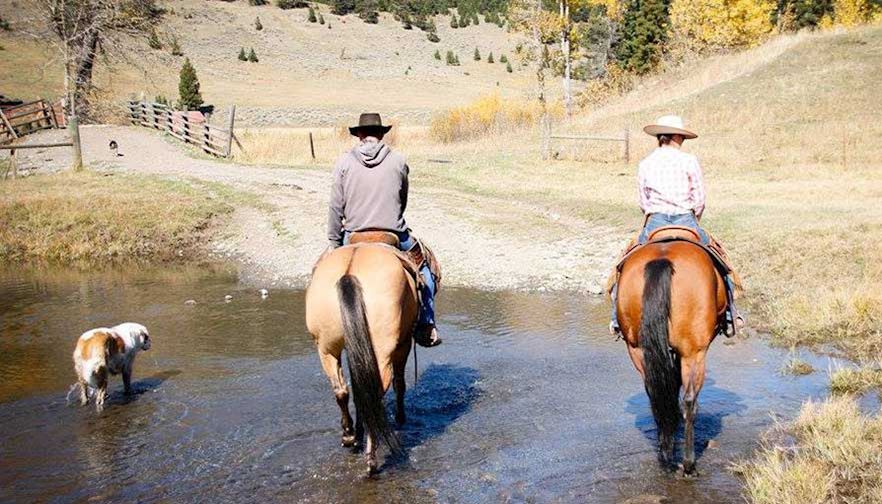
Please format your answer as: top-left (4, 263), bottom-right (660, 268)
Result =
top-left (327, 140), bottom-right (409, 247)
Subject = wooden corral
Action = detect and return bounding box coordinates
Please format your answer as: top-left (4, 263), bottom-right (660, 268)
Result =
top-left (0, 99), bottom-right (66, 143)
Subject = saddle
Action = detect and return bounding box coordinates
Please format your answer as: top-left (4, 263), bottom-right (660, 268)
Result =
top-left (606, 226), bottom-right (742, 297)
top-left (348, 231), bottom-right (442, 292)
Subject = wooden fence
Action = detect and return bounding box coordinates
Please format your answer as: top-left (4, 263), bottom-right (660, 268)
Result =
top-left (127, 101), bottom-right (235, 158)
top-left (550, 129), bottom-right (631, 163)
top-left (0, 98), bottom-right (66, 143)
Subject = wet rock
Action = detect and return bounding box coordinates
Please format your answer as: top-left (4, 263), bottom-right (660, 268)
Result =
top-left (184, 299), bottom-right (197, 305)
top-left (224, 294), bottom-right (233, 302)
top-left (259, 288), bottom-right (269, 298)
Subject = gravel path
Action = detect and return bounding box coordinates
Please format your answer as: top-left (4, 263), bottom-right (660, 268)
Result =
top-left (8, 126), bottom-right (625, 293)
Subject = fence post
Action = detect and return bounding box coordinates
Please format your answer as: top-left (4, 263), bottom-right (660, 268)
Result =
top-left (10, 149), bottom-right (16, 179)
top-left (69, 115), bottom-right (83, 172)
top-left (181, 114), bottom-right (190, 144)
top-left (0, 108), bottom-right (18, 140)
top-left (203, 123), bottom-right (211, 154)
top-left (225, 105), bottom-right (236, 157)
top-left (623, 127), bottom-right (630, 165)
top-left (309, 131), bottom-right (316, 160)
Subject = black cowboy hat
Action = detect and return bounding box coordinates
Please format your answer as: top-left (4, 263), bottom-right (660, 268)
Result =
top-left (349, 113), bottom-right (393, 136)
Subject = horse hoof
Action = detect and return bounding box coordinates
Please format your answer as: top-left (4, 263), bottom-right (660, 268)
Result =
top-left (366, 464), bottom-right (379, 477)
top-left (681, 461), bottom-right (698, 477)
top-left (341, 434), bottom-right (356, 448)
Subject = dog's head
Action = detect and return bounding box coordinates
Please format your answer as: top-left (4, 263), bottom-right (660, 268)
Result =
top-left (116, 322), bottom-right (151, 351)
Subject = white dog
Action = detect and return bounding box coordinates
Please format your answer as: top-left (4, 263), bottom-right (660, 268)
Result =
top-left (73, 323), bottom-right (151, 411)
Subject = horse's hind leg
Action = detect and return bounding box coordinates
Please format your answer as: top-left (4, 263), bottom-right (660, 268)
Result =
top-left (319, 350), bottom-right (356, 447)
top-left (680, 352), bottom-right (707, 476)
top-left (392, 341), bottom-right (411, 426)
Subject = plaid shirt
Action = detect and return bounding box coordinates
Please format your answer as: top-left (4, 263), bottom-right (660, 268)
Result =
top-left (637, 146), bottom-right (706, 218)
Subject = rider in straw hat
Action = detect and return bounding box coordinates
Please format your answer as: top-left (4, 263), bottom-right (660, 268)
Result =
top-left (327, 113), bottom-right (441, 347)
top-left (608, 114), bottom-right (744, 336)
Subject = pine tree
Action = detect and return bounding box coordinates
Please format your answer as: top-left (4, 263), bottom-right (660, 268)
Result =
top-left (401, 13), bottom-right (411, 28)
top-left (450, 13), bottom-right (458, 27)
top-left (506, 61), bottom-right (513, 72)
top-left (248, 0), bottom-right (268, 5)
top-left (775, 0), bottom-right (834, 30)
top-left (427, 31), bottom-right (440, 42)
top-left (459, 13), bottom-right (470, 27)
top-left (617, 0), bottom-right (671, 74)
top-left (434, 49), bottom-right (442, 60)
top-left (248, 48), bottom-right (259, 62)
top-left (319, 13), bottom-right (326, 24)
top-left (474, 47), bottom-right (481, 60)
top-left (238, 47), bottom-right (247, 61)
top-left (170, 37), bottom-right (183, 56)
top-left (446, 49), bottom-right (457, 65)
top-left (148, 30), bottom-right (162, 50)
top-left (499, 54), bottom-right (508, 63)
top-left (454, 54), bottom-right (461, 65)
top-left (255, 16), bottom-right (263, 30)
top-left (487, 51), bottom-right (494, 63)
top-left (472, 12), bottom-right (479, 25)
top-left (178, 58), bottom-right (203, 111)
top-left (308, 6), bottom-right (318, 22)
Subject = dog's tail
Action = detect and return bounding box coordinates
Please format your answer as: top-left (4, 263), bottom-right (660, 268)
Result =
top-left (83, 334), bottom-right (122, 387)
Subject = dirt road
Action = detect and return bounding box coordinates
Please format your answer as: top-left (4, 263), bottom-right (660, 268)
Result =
top-left (10, 125), bottom-right (626, 292)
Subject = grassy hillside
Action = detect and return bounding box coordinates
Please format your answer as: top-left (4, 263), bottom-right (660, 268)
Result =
top-left (0, 0), bottom-right (533, 125)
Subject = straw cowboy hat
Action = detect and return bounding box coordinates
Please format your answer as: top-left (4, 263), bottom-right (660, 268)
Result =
top-left (349, 113), bottom-right (393, 136)
top-left (643, 115), bottom-right (698, 139)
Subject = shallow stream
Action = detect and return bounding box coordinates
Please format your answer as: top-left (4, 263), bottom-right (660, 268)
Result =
top-left (0, 266), bottom-right (832, 502)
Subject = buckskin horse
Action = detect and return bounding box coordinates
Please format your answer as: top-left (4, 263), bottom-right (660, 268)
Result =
top-left (615, 227), bottom-right (728, 475)
top-left (305, 234), bottom-right (429, 475)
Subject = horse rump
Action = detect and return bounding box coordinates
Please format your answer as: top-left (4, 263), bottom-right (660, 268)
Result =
top-left (640, 258), bottom-right (682, 460)
top-left (336, 274), bottom-right (401, 456)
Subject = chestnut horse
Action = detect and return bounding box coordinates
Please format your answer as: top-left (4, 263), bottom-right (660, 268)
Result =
top-left (616, 238), bottom-right (727, 474)
top-left (305, 243), bottom-right (419, 474)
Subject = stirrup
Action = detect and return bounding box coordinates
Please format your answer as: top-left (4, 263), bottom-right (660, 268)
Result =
top-left (414, 325), bottom-right (442, 347)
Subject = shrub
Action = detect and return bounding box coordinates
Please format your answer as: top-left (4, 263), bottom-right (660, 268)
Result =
top-left (429, 93), bottom-right (558, 143)
top-left (472, 12), bottom-right (479, 25)
top-left (434, 49), bottom-right (441, 60)
top-left (0, 16), bottom-right (10, 31)
top-left (255, 16), bottom-right (263, 30)
top-left (427, 31), bottom-right (440, 42)
top-left (401, 13), bottom-right (410, 28)
top-left (170, 37), bottom-right (183, 56)
top-left (831, 0), bottom-right (877, 26)
top-left (248, 0), bottom-right (268, 5)
top-left (277, 0), bottom-right (308, 9)
top-left (670, 0), bottom-right (775, 49)
top-left (506, 61), bottom-right (513, 72)
top-left (487, 52), bottom-right (494, 63)
top-left (450, 14), bottom-right (458, 27)
top-left (248, 48), bottom-right (259, 62)
top-left (148, 30), bottom-right (162, 49)
top-left (500, 54), bottom-right (508, 63)
top-left (308, 6), bottom-right (317, 22)
top-left (474, 47), bottom-right (481, 60)
top-left (238, 47), bottom-right (247, 61)
top-left (319, 13), bottom-right (326, 24)
top-left (459, 14), bottom-right (470, 27)
top-left (333, 0), bottom-right (355, 15)
top-left (155, 95), bottom-right (170, 106)
top-left (178, 58), bottom-right (203, 111)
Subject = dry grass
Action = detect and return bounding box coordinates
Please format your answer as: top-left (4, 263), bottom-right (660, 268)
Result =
top-left (780, 357), bottom-right (815, 376)
top-left (0, 172), bottom-right (231, 264)
top-left (830, 366), bottom-right (882, 395)
top-left (429, 93), bottom-right (563, 143)
top-left (736, 396), bottom-right (882, 504)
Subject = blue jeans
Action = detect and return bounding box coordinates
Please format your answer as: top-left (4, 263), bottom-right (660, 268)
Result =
top-left (343, 231), bottom-right (436, 327)
top-left (611, 213), bottom-right (737, 331)
top-left (638, 213), bottom-right (709, 244)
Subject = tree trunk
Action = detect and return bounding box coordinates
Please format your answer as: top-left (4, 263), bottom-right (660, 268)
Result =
top-left (561, 0), bottom-right (572, 118)
top-left (73, 29), bottom-right (100, 118)
top-left (536, 0), bottom-right (550, 160)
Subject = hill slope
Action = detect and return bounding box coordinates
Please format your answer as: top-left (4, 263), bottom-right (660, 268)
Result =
top-left (0, 0), bottom-right (532, 125)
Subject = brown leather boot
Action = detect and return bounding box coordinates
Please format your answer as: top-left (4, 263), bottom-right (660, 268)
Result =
top-left (414, 325), bottom-right (442, 347)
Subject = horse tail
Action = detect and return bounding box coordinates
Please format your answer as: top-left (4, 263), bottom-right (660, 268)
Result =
top-left (640, 258), bottom-right (681, 451)
top-left (337, 274), bottom-right (401, 455)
